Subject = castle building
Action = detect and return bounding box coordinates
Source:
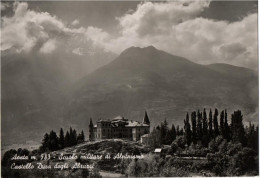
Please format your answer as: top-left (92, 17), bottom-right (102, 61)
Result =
top-left (89, 111), bottom-right (150, 141)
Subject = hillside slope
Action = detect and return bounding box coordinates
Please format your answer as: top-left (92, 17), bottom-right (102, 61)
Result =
top-left (66, 46), bottom-right (258, 128)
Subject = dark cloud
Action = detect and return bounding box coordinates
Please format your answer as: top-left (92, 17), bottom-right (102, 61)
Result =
top-left (200, 1), bottom-right (257, 22)
top-left (219, 42), bottom-right (247, 60)
top-left (26, 1), bottom-right (139, 34)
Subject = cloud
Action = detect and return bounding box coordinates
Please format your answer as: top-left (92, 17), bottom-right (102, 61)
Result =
top-left (72, 47), bottom-right (83, 56)
top-left (72, 19), bottom-right (79, 26)
top-left (1, 2), bottom-right (86, 54)
top-left (2, 1), bottom-right (257, 70)
top-left (1, 2), bottom-right (10, 11)
top-left (118, 1), bottom-right (210, 37)
top-left (84, 1), bottom-right (257, 70)
top-left (39, 39), bottom-right (57, 54)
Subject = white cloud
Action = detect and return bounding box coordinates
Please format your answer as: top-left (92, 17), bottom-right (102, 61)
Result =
top-left (2, 1), bottom-right (257, 70)
top-left (84, 1), bottom-right (257, 70)
top-left (39, 39), bottom-right (57, 54)
top-left (85, 26), bottom-right (110, 50)
top-left (1, 2), bottom-right (86, 54)
top-left (118, 1), bottom-right (210, 37)
top-left (72, 47), bottom-right (83, 56)
top-left (72, 19), bottom-right (79, 26)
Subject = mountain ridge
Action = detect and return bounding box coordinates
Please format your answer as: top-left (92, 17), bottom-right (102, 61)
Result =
top-left (2, 45), bottom-right (258, 144)
top-left (66, 46), bottom-right (258, 130)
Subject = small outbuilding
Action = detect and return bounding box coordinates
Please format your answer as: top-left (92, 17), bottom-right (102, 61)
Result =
top-left (154, 148), bottom-right (162, 154)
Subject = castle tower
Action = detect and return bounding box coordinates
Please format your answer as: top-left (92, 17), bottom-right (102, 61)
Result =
top-left (89, 118), bottom-right (94, 141)
top-left (143, 111), bottom-right (150, 125)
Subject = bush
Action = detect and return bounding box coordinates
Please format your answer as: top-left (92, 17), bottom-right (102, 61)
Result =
top-left (206, 140), bottom-right (258, 176)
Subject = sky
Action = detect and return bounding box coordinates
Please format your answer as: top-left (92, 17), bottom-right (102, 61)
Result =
top-left (1, 1), bottom-right (258, 70)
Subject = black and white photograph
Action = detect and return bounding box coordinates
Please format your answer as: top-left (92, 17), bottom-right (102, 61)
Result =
top-left (1, 0), bottom-right (259, 177)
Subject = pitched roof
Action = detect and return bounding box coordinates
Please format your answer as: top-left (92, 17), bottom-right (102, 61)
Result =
top-left (143, 111), bottom-right (150, 124)
top-left (89, 118), bottom-right (93, 126)
top-left (141, 134), bottom-right (150, 138)
top-left (154, 148), bottom-right (162, 153)
top-left (126, 120), bottom-right (149, 127)
top-left (112, 116), bottom-right (127, 121)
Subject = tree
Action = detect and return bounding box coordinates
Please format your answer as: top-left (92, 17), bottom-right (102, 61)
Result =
top-left (171, 142), bottom-right (178, 153)
top-left (161, 119), bottom-right (168, 144)
top-left (213, 108), bottom-right (219, 138)
top-left (166, 124), bottom-right (176, 145)
top-left (246, 123), bottom-right (258, 151)
top-left (59, 128), bottom-right (65, 149)
top-left (40, 133), bottom-right (50, 152)
top-left (208, 109), bottom-right (213, 139)
top-left (149, 127), bottom-right (161, 147)
top-left (191, 111), bottom-right (197, 144)
top-left (176, 125), bottom-right (180, 136)
top-left (196, 110), bottom-right (203, 141)
top-left (202, 108), bottom-right (209, 146)
top-left (81, 130), bottom-right (85, 142)
top-left (72, 129), bottom-right (78, 146)
top-left (69, 127), bottom-right (73, 145)
top-left (184, 113), bottom-right (192, 146)
top-left (179, 128), bottom-right (184, 136)
top-left (65, 131), bottom-right (70, 147)
top-left (202, 108), bottom-right (208, 135)
top-left (224, 109), bottom-right (231, 141)
top-left (77, 130), bottom-right (85, 144)
top-left (2, 149), bottom-right (18, 167)
top-left (49, 130), bottom-right (59, 151)
top-left (174, 136), bottom-right (186, 149)
top-left (231, 110), bottom-right (246, 145)
top-left (220, 110), bottom-right (225, 137)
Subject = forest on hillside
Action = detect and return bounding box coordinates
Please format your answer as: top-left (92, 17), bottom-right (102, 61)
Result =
top-left (1, 109), bottom-right (259, 177)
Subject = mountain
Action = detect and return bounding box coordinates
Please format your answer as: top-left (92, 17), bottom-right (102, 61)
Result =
top-left (66, 46), bottom-right (258, 129)
top-left (1, 49), bottom-right (115, 145)
top-left (2, 46), bottom-right (258, 144)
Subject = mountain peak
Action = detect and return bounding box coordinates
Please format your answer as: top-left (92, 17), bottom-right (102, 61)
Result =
top-left (144, 45), bottom-right (157, 50)
top-left (120, 45), bottom-right (158, 57)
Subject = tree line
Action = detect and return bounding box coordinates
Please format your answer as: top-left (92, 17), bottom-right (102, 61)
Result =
top-left (39, 127), bottom-right (85, 152)
top-left (149, 109), bottom-right (258, 152)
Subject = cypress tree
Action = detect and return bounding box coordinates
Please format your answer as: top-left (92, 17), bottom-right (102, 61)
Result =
top-left (184, 113), bottom-right (192, 146)
top-left (69, 127), bottom-right (73, 145)
top-left (213, 108), bottom-right (219, 138)
top-left (202, 108), bottom-right (208, 135)
top-left (65, 131), bottom-right (70, 147)
top-left (224, 109), bottom-right (230, 141)
top-left (220, 110), bottom-right (225, 137)
top-left (166, 124), bottom-right (177, 144)
top-left (161, 119), bottom-right (168, 144)
top-left (231, 110), bottom-right (246, 145)
top-left (196, 110), bottom-right (203, 142)
top-left (59, 128), bottom-right (65, 149)
top-left (72, 129), bottom-right (77, 146)
top-left (179, 128), bottom-right (184, 135)
top-left (208, 109), bottom-right (213, 139)
top-left (246, 123), bottom-right (256, 150)
top-left (191, 111), bottom-right (197, 144)
top-left (81, 130), bottom-right (85, 142)
top-left (171, 124), bottom-right (176, 141)
top-left (176, 125), bottom-right (180, 136)
top-left (202, 108), bottom-right (209, 146)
